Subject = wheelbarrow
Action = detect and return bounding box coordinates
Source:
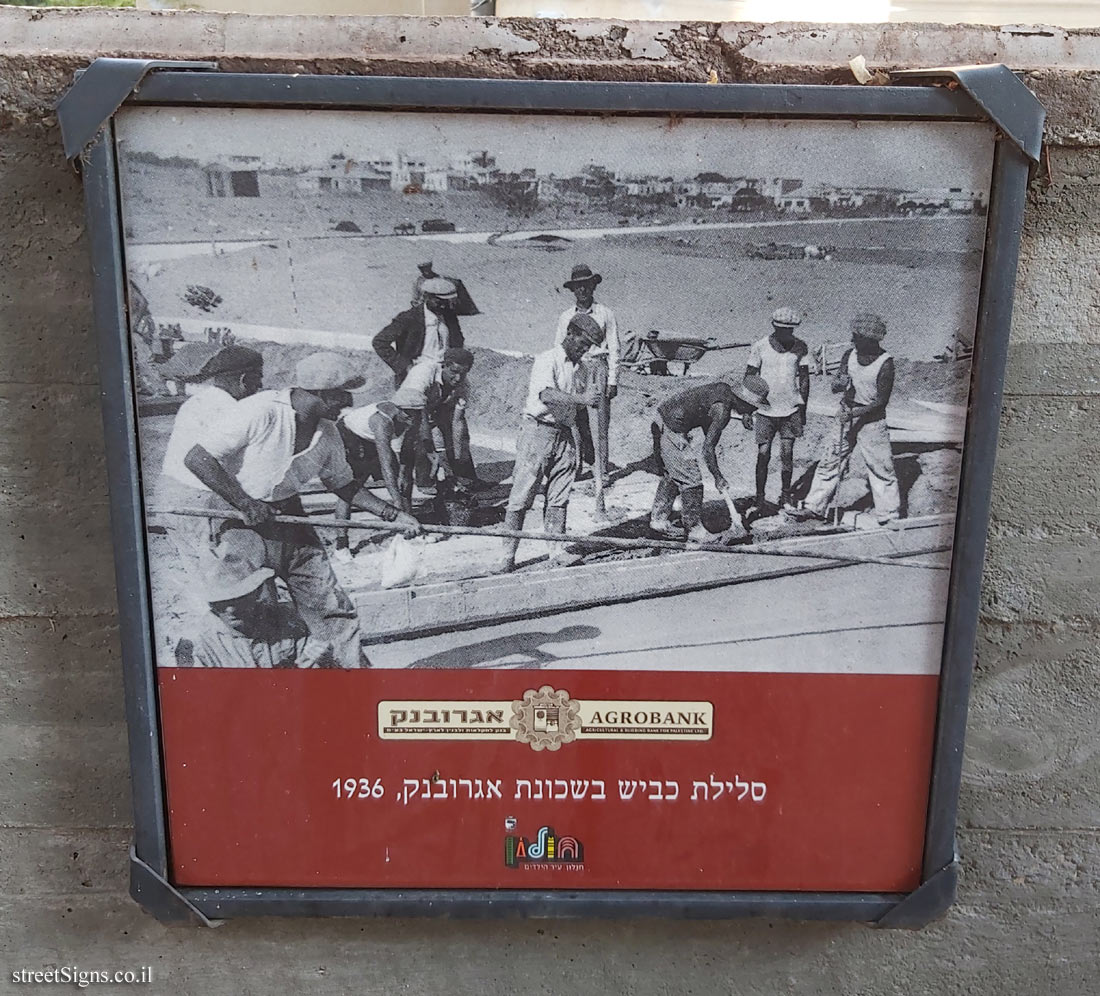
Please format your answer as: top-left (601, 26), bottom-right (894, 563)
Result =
top-left (620, 330), bottom-right (751, 376)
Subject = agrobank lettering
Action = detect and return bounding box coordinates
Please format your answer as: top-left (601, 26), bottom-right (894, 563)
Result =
top-left (587, 710), bottom-right (708, 727)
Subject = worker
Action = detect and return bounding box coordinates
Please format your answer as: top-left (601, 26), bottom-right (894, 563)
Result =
top-left (411, 261), bottom-right (440, 306)
top-left (745, 306), bottom-right (811, 512)
top-left (373, 277), bottom-right (465, 387)
top-left (419, 346), bottom-right (478, 487)
top-left (411, 261), bottom-right (480, 315)
top-left (790, 313), bottom-right (901, 525)
top-left (174, 530), bottom-right (340, 669)
top-left (157, 343), bottom-right (265, 583)
top-left (181, 351), bottom-right (420, 668)
top-left (498, 313), bottom-right (604, 574)
top-left (332, 349), bottom-right (474, 561)
top-left (649, 375), bottom-right (768, 543)
top-left (555, 263), bottom-right (619, 485)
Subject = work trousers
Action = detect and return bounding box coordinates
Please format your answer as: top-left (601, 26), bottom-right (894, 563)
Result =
top-left (506, 418), bottom-right (577, 514)
top-left (652, 418), bottom-right (703, 489)
top-left (575, 355), bottom-right (609, 479)
top-left (162, 489), bottom-right (367, 668)
top-left (804, 415), bottom-right (900, 519)
top-left (417, 396), bottom-right (473, 486)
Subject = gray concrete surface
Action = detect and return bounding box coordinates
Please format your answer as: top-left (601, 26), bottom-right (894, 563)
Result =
top-left (0, 8), bottom-right (1098, 994)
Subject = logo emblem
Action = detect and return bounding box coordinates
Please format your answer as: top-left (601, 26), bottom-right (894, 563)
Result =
top-left (504, 825), bottom-right (584, 869)
top-left (510, 686), bottom-right (581, 751)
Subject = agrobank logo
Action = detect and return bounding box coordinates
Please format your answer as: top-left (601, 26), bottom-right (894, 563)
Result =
top-left (504, 825), bottom-right (584, 870)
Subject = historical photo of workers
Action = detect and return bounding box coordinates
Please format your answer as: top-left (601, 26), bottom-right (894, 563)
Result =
top-left (115, 108), bottom-right (992, 675)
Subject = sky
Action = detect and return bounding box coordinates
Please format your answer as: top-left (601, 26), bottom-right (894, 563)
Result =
top-left (117, 106), bottom-right (995, 192)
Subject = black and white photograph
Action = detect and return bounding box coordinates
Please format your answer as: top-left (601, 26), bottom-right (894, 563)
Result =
top-left (115, 107), bottom-right (993, 675)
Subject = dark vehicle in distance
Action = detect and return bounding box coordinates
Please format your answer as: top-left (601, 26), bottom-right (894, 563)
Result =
top-left (421, 218), bottom-right (457, 233)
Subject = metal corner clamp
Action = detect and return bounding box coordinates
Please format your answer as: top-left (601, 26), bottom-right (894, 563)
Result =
top-left (57, 58), bottom-right (218, 164)
top-left (59, 58), bottom-right (1046, 170)
top-left (892, 64), bottom-right (1045, 169)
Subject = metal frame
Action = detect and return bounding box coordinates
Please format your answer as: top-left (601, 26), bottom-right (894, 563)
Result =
top-left (68, 62), bottom-right (1042, 927)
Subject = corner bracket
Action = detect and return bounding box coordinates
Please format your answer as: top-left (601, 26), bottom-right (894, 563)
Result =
top-left (892, 64), bottom-right (1045, 166)
top-left (873, 853), bottom-right (959, 929)
top-left (57, 58), bottom-right (218, 162)
top-left (130, 848), bottom-right (224, 928)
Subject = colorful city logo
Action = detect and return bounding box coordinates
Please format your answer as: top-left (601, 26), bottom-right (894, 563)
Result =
top-left (504, 826), bottom-right (584, 869)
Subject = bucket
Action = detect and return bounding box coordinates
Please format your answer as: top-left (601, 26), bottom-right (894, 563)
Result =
top-left (441, 497), bottom-right (474, 527)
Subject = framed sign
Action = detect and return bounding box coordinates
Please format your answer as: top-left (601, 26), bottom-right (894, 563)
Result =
top-left (62, 61), bottom-right (1042, 925)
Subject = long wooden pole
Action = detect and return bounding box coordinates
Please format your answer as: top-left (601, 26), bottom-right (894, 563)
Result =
top-left (148, 507), bottom-right (950, 571)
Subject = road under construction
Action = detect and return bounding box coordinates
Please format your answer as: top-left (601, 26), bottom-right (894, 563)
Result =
top-left (153, 503), bottom-right (955, 674)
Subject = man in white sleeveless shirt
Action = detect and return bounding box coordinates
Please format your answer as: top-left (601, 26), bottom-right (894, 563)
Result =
top-left (794, 312), bottom-right (900, 525)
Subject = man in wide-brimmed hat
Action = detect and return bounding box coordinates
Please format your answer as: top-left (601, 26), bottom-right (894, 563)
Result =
top-left (554, 263), bottom-right (620, 489)
top-left (181, 351), bottom-right (420, 667)
top-left (745, 306), bottom-right (811, 513)
top-left (175, 529), bottom-right (341, 669)
top-left (789, 312), bottom-right (900, 525)
top-left (374, 276), bottom-right (466, 387)
top-left (498, 314), bottom-right (605, 573)
top-left (649, 375), bottom-right (767, 543)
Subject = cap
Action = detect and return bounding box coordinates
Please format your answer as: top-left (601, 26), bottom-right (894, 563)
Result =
top-left (851, 312), bottom-right (887, 341)
top-left (771, 307), bottom-right (803, 328)
top-left (566, 312), bottom-right (605, 346)
top-left (563, 264), bottom-right (602, 289)
top-left (205, 530), bottom-right (274, 603)
top-left (199, 345), bottom-right (263, 378)
top-left (420, 277), bottom-right (458, 299)
top-left (442, 347), bottom-right (475, 370)
top-left (733, 373), bottom-right (770, 410)
top-left (294, 352), bottom-right (366, 391)
top-left (158, 342), bottom-right (220, 381)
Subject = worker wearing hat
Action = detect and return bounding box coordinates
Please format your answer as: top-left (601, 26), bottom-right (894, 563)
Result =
top-left (649, 375), bottom-right (766, 543)
top-left (554, 263), bottom-right (620, 490)
top-left (791, 312), bottom-right (900, 525)
top-left (374, 275), bottom-right (466, 387)
top-left (157, 343), bottom-right (266, 586)
top-left (498, 315), bottom-right (604, 573)
top-left (181, 350), bottom-right (420, 668)
top-left (175, 529), bottom-right (341, 669)
top-left (745, 306), bottom-right (811, 513)
top-left (410, 261), bottom-right (481, 315)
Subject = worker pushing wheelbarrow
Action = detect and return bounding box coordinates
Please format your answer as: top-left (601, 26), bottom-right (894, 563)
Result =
top-left (620, 329), bottom-right (751, 376)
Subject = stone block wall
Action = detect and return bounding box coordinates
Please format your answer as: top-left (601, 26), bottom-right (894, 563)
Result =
top-left (1, 9), bottom-right (1097, 992)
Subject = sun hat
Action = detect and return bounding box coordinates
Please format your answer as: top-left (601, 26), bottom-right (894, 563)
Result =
top-left (563, 264), bottom-right (602, 289)
top-left (733, 373), bottom-right (770, 409)
top-left (205, 530), bottom-right (274, 604)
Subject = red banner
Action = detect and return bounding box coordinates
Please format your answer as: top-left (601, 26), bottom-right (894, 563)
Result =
top-left (159, 669), bottom-right (938, 892)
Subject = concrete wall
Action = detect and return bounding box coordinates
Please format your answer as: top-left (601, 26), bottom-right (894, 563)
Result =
top-left (1, 8), bottom-right (1097, 993)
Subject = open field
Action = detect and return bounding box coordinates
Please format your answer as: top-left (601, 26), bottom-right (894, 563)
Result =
top-left (130, 216), bottom-right (985, 362)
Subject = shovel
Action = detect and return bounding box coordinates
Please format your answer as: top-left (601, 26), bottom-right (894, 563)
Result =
top-left (721, 488), bottom-right (749, 540)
